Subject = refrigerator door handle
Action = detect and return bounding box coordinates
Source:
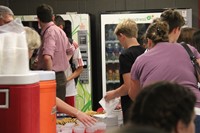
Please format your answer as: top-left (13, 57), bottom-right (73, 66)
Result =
top-left (0, 89), bottom-right (9, 109)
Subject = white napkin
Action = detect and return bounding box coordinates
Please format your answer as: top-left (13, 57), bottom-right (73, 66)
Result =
top-left (99, 97), bottom-right (120, 117)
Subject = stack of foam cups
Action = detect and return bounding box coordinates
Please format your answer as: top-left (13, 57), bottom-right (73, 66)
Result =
top-left (0, 32), bottom-right (40, 133)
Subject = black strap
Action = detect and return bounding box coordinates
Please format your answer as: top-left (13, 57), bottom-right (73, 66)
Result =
top-left (41, 23), bottom-right (54, 38)
top-left (36, 23), bottom-right (54, 55)
top-left (181, 42), bottom-right (200, 87)
top-left (180, 42), bottom-right (197, 65)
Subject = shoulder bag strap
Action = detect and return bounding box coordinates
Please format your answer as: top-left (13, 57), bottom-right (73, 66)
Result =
top-left (180, 42), bottom-right (197, 65)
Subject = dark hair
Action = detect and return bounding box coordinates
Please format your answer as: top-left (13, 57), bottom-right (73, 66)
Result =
top-left (160, 9), bottom-right (185, 33)
top-left (192, 30), bottom-right (200, 53)
top-left (54, 15), bottom-right (65, 28)
top-left (145, 20), bottom-right (169, 44)
top-left (114, 125), bottom-right (168, 133)
top-left (129, 81), bottom-right (196, 132)
top-left (36, 4), bottom-right (53, 23)
top-left (177, 27), bottom-right (197, 45)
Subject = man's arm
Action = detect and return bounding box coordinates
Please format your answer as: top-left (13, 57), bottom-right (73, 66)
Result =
top-left (43, 55), bottom-right (53, 70)
top-left (105, 73), bottom-right (131, 101)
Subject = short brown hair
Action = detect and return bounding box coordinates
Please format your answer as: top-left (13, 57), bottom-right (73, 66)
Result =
top-left (177, 27), bottom-right (197, 44)
top-left (160, 9), bottom-right (185, 33)
top-left (36, 4), bottom-right (53, 23)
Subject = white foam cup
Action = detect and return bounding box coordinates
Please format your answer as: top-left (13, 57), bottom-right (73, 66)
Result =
top-left (73, 126), bottom-right (85, 133)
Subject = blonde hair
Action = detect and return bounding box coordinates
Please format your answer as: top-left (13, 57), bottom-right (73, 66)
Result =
top-left (114, 19), bottom-right (138, 38)
top-left (24, 26), bottom-right (41, 50)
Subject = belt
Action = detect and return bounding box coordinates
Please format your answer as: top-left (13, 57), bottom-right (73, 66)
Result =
top-left (55, 71), bottom-right (64, 74)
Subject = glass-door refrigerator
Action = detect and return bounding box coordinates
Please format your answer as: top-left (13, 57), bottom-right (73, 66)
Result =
top-left (101, 8), bottom-right (192, 97)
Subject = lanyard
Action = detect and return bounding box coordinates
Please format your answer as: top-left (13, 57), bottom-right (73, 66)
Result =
top-left (37, 23), bottom-right (54, 55)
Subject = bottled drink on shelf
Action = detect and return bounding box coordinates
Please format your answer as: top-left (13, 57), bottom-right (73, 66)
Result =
top-left (106, 43), bottom-right (114, 60)
top-left (107, 69), bottom-right (113, 81)
top-left (113, 69), bottom-right (120, 81)
top-left (113, 43), bottom-right (120, 60)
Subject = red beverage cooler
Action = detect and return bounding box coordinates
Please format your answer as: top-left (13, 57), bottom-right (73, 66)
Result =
top-left (0, 73), bottom-right (40, 133)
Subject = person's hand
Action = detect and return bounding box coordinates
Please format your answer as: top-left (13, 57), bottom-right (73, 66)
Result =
top-left (104, 90), bottom-right (116, 102)
top-left (31, 58), bottom-right (38, 70)
top-left (75, 111), bottom-right (97, 127)
top-left (115, 103), bottom-right (121, 110)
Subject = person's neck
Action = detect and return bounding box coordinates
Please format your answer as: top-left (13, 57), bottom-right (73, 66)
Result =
top-left (125, 38), bottom-right (140, 48)
top-left (168, 32), bottom-right (177, 43)
top-left (40, 21), bottom-right (52, 29)
top-left (40, 22), bottom-right (46, 29)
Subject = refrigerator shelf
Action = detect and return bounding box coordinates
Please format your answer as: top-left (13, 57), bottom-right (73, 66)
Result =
top-left (105, 40), bottom-right (119, 43)
top-left (106, 60), bottom-right (119, 64)
top-left (106, 80), bottom-right (120, 84)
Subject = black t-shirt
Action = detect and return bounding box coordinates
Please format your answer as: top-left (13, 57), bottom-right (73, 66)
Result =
top-left (119, 45), bottom-right (145, 123)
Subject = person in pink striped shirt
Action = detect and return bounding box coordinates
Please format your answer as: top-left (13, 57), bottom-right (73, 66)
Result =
top-left (54, 15), bottom-right (84, 107)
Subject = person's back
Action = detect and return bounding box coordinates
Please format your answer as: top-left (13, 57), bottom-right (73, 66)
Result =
top-left (130, 20), bottom-right (200, 107)
top-left (133, 42), bottom-right (198, 91)
top-left (129, 19), bottom-right (200, 133)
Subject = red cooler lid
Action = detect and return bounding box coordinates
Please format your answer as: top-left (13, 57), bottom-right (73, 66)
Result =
top-left (31, 71), bottom-right (55, 81)
top-left (0, 73), bottom-right (39, 85)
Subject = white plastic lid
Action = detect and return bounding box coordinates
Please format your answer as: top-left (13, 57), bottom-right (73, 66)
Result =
top-left (0, 72), bottom-right (39, 85)
top-left (31, 70), bottom-right (55, 81)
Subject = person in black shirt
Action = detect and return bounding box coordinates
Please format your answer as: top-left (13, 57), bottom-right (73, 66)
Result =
top-left (105, 19), bottom-right (145, 124)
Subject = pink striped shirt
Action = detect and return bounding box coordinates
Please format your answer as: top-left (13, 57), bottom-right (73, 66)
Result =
top-left (37, 22), bottom-right (75, 72)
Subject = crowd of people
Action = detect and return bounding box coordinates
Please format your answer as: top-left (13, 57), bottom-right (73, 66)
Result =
top-left (0, 4), bottom-right (96, 126)
top-left (1, 3), bottom-right (200, 133)
top-left (106, 8), bottom-right (200, 133)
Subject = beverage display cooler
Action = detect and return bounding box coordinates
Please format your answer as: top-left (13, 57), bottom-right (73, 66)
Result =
top-left (100, 8), bottom-right (192, 97)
